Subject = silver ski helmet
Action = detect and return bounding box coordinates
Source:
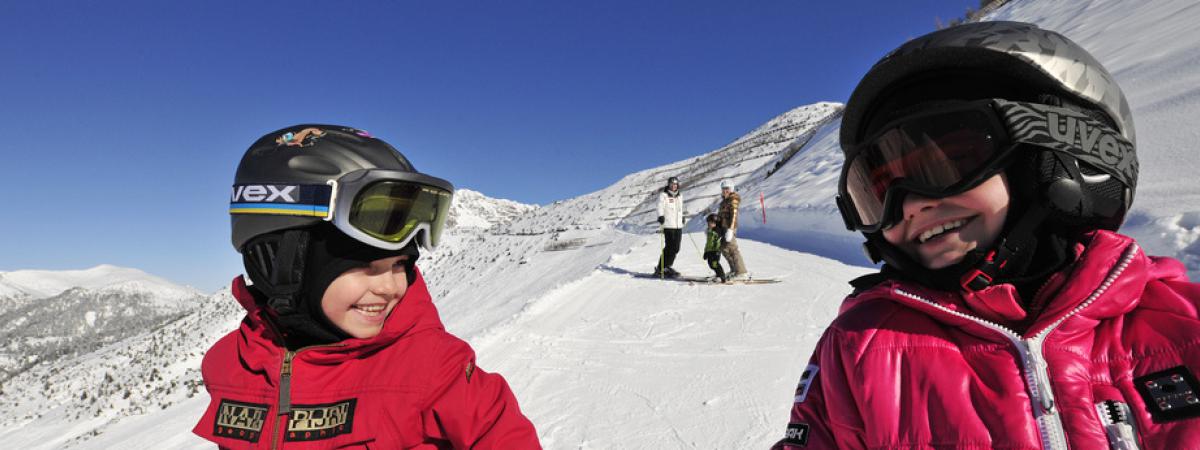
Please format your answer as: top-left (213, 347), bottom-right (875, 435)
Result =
top-left (838, 21), bottom-right (1137, 237)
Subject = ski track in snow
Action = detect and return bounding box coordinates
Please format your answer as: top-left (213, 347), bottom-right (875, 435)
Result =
top-left (468, 233), bottom-right (867, 449)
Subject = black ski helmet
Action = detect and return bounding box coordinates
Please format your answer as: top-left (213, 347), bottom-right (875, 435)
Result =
top-left (231, 125), bottom-right (418, 252)
top-left (839, 21), bottom-right (1138, 289)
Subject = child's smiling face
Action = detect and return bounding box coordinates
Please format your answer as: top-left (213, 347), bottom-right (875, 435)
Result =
top-left (320, 255), bottom-right (409, 339)
top-left (881, 173), bottom-right (1010, 269)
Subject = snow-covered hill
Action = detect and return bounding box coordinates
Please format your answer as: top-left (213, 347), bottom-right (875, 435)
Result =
top-left (0, 265), bottom-right (199, 305)
top-left (0, 290), bottom-right (242, 449)
top-left (446, 188), bottom-right (538, 230)
top-left (4, 0), bottom-right (1200, 448)
top-left (0, 267), bottom-right (206, 383)
top-left (494, 102), bottom-right (842, 236)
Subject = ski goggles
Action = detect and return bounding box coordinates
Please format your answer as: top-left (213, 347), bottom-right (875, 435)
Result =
top-left (230, 169), bottom-right (454, 250)
top-left (837, 99), bottom-right (1135, 232)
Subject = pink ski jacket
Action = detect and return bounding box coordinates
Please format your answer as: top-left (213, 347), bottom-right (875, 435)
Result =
top-left (773, 231), bottom-right (1200, 449)
top-left (193, 269), bottom-right (541, 449)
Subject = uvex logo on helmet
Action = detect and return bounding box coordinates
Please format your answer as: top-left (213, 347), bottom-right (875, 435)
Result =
top-left (997, 100), bottom-right (1138, 188)
top-left (1046, 111), bottom-right (1135, 174)
top-left (231, 184), bottom-right (299, 203)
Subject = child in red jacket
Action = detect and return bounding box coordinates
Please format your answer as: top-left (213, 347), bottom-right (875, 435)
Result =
top-left (773, 22), bottom-right (1200, 449)
top-left (193, 125), bottom-right (540, 449)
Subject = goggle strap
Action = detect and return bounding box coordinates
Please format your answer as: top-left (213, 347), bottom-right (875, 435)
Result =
top-left (230, 184), bottom-right (334, 218)
top-left (995, 100), bottom-right (1137, 189)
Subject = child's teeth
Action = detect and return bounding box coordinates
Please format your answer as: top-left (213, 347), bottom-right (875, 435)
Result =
top-left (355, 304), bottom-right (386, 314)
top-left (919, 219), bottom-right (966, 243)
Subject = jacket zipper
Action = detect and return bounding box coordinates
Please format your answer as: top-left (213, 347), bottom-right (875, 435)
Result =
top-left (1095, 400), bottom-right (1142, 450)
top-left (895, 243), bottom-right (1137, 450)
top-left (267, 343), bottom-right (344, 449)
top-left (271, 350), bottom-right (296, 450)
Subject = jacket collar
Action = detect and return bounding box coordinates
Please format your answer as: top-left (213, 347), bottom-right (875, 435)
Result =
top-left (847, 230), bottom-right (1148, 337)
top-left (229, 267), bottom-right (446, 372)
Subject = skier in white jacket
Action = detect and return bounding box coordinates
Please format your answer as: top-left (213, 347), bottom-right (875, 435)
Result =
top-left (652, 177), bottom-right (691, 277)
top-left (654, 176), bottom-right (685, 277)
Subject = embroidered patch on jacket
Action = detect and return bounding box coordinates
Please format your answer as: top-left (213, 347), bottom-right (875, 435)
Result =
top-left (794, 364), bottom-right (819, 404)
top-left (213, 399), bottom-right (269, 443)
top-left (781, 422), bottom-right (811, 446)
top-left (284, 399), bottom-right (357, 442)
top-left (1135, 365), bottom-right (1200, 422)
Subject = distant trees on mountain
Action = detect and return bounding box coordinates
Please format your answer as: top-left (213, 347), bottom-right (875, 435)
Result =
top-left (937, 0), bottom-right (1011, 29)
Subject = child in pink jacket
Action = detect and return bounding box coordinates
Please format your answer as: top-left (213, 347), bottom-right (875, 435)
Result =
top-left (773, 22), bottom-right (1200, 449)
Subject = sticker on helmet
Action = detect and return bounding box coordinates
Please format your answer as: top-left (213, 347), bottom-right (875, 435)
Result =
top-left (276, 128), bottom-right (327, 147)
top-left (794, 364), bottom-right (819, 404)
top-left (343, 127), bottom-right (372, 137)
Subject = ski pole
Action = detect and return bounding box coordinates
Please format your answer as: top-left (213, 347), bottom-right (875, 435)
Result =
top-left (685, 223), bottom-right (704, 256)
top-left (658, 224), bottom-right (666, 279)
top-left (760, 192), bottom-right (767, 224)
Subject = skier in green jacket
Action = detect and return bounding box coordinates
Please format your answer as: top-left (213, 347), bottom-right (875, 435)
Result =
top-left (703, 214), bottom-right (727, 283)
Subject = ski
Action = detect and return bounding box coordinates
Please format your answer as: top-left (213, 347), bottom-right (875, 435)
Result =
top-left (631, 273), bottom-right (780, 285)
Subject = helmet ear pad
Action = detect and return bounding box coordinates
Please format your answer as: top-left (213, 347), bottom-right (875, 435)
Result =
top-left (1007, 143), bottom-right (1128, 233)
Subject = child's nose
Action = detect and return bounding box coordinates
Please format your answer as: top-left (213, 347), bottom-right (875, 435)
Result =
top-left (369, 271), bottom-right (400, 297)
top-left (901, 192), bottom-right (941, 221)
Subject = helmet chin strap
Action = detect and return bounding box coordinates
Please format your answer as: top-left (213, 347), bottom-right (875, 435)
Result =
top-left (957, 203), bottom-right (1048, 291)
top-left (246, 229), bottom-right (348, 348)
top-left (265, 229), bottom-right (308, 316)
top-left (865, 201), bottom-right (1050, 293)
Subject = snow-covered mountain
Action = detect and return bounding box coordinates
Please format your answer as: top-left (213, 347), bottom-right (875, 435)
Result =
top-left (0, 265), bottom-right (199, 305)
top-left (4, 1), bottom-right (1200, 448)
top-left (446, 188), bottom-right (538, 230)
top-left (0, 289), bottom-right (242, 449)
top-left (0, 267), bottom-right (206, 384)
top-left (492, 102), bottom-right (842, 237)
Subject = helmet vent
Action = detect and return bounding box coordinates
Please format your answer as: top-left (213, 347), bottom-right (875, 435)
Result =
top-left (288, 155), bottom-right (342, 176)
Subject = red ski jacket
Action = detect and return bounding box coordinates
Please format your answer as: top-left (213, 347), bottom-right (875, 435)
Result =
top-left (772, 231), bottom-right (1200, 449)
top-left (193, 270), bottom-right (541, 449)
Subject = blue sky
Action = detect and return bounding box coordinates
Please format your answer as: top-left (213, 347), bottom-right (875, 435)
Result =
top-left (0, 0), bottom-right (979, 290)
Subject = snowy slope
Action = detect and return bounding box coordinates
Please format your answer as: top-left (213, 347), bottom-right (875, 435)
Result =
top-left (493, 102), bottom-right (842, 237)
top-left (0, 290), bottom-right (242, 449)
top-left (472, 235), bottom-right (868, 449)
top-left (6, 1), bottom-right (1200, 448)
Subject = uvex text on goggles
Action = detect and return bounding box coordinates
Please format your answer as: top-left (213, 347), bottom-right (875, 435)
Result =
top-left (837, 99), bottom-right (1136, 233)
top-left (230, 169), bottom-right (454, 250)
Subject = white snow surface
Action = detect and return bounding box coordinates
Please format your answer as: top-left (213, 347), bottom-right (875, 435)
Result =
top-left (4, 1), bottom-right (1200, 448)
